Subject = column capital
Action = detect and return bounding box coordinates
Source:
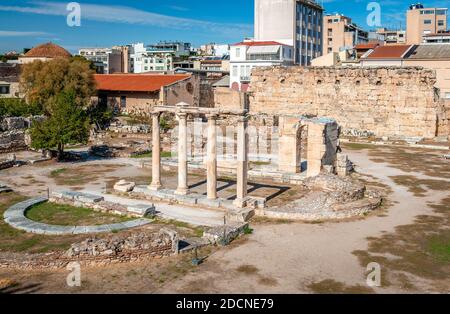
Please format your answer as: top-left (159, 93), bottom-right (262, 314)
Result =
top-left (176, 112), bottom-right (188, 119)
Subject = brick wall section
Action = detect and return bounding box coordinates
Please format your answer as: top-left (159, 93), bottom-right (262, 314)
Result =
top-left (249, 66), bottom-right (448, 139)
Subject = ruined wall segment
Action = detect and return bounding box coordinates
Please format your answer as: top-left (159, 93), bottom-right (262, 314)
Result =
top-left (249, 66), bottom-right (446, 139)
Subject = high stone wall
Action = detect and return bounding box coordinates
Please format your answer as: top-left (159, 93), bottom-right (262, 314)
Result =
top-left (249, 66), bottom-right (448, 139)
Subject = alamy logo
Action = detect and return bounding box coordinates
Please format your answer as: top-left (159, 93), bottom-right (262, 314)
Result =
top-left (367, 2), bottom-right (382, 27)
top-left (366, 262), bottom-right (381, 287)
top-left (67, 2), bottom-right (81, 27)
top-left (66, 262), bottom-right (81, 287)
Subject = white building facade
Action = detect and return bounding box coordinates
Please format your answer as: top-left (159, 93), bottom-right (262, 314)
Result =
top-left (131, 41), bottom-right (191, 73)
top-left (79, 48), bottom-right (124, 74)
top-left (255, 0), bottom-right (324, 66)
top-left (229, 40), bottom-right (294, 91)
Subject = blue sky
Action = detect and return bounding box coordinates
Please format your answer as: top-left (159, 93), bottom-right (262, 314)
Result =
top-left (0, 0), bottom-right (448, 54)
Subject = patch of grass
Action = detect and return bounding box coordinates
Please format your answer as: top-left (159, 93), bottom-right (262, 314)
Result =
top-left (307, 279), bottom-right (374, 294)
top-left (236, 264), bottom-right (259, 275)
top-left (427, 236), bottom-right (450, 263)
top-left (131, 151), bottom-right (172, 159)
top-left (353, 196), bottom-right (450, 292)
top-left (49, 164), bottom-right (120, 186)
top-left (389, 175), bottom-right (450, 197)
top-left (368, 146), bottom-right (450, 178)
top-left (26, 202), bottom-right (133, 226)
top-left (243, 225), bottom-right (254, 235)
top-left (50, 168), bottom-right (67, 177)
top-left (342, 143), bottom-right (377, 151)
top-left (0, 192), bottom-right (90, 253)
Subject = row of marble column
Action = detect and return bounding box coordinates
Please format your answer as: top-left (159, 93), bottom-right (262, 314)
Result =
top-left (149, 111), bottom-right (249, 208)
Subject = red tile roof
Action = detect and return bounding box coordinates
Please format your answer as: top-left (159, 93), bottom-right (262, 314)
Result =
top-left (365, 45), bottom-right (414, 59)
top-left (94, 74), bottom-right (190, 92)
top-left (23, 42), bottom-right (71, 58)
top-left (355, 42), bottom-right (380, 50)
top-left (232, 40), bottom-right (287, 47)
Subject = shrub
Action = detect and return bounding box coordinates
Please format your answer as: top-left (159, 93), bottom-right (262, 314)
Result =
top-left (0, 98), bottom-right (43, 117)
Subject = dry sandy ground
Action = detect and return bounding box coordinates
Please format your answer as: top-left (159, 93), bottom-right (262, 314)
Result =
top-left (0, 145), bottom-right (449, 293)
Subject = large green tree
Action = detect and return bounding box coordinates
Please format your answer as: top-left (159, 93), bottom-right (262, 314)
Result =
top-left (29, 91), bottom-right (90, 160)
top-left (20, 57), bottom-right (96, 113)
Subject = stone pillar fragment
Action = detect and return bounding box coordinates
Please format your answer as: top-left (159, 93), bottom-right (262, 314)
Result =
top-left (175, 112), bottom-right (189, 195)
top-left (206, 114), bottom-right (218, 200)
top-left (233, 115), bottom-right (248, 208)
top-left (149, 112), bottom-right (162, 190)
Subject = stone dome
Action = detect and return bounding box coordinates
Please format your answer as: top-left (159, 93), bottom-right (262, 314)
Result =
top-left (23, 42), bottom-right (72, 59)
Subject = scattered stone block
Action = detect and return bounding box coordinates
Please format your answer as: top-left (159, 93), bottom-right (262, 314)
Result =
top-left (114, 180), bottom-right (136, 193)
top-left (203, 222), bottom-right (249, 245)
top-left (127, 204), bottom-right (156, 217)
top-left (227, 208), bottom-right (255, 223)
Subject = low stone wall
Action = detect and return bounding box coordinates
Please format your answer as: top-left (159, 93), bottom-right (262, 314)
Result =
top-left (0, 230), bottom-right (177, 270)
top-left (0, 116), bottom-right (44, 152)
top-left (0, 131), bottom-right (27, 153)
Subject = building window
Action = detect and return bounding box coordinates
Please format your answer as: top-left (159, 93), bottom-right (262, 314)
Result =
top-left (0, 85), bottom-right (10, 95)
top-left (232, 65), bottom-right (238, 76)
top-left (235, 48), bottom-right (241, 58)
top-left (424, 19), bottom-right (432, 24)
top-left (438, 20), bottom-right (444, 26)
top-left (436, 9), bottom-right (447, 15)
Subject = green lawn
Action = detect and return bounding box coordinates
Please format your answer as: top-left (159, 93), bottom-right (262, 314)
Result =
top-left (26, 202), bottom-right (133, 226)
top-left (132, 151), bottom-right (172, 159)
top-left (0, 192), bottom-right (91, 253)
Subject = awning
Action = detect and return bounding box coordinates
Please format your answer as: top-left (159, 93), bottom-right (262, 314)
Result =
top-left (247, 45), bottom-right (280, 54)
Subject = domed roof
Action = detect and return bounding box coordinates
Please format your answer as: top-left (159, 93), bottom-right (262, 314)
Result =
top-left (23, 42), bottom-right (72, 59)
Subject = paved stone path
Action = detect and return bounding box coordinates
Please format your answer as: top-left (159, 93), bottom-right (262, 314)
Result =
top-left (3, 197), bottom-right (152, 235)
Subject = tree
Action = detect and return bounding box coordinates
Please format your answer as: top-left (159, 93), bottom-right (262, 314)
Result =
top-left (20, 57), bottom-right (96, 114)
top-left (29, 91), bottom-right (90, 160)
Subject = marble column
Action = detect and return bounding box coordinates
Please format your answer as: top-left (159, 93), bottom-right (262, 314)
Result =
top-left (206, 114), bottom-right (218, 200)
top-left (149, 112), bottom-right (162, 191)
top-left (175, 112), bottom-right (189, 195)
top-left (233, 115), bottom-right (248, 208)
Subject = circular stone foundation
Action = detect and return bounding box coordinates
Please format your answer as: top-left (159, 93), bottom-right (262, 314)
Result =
top-left (3, 197), bottom-right (152, 235)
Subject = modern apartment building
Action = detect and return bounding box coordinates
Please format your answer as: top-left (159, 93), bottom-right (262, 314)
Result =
top-left (229, 40), bottom-right (294, 91)
top-left (406, 4), bottom-right (448, 44)
top-left (254, 0), bottom-right (324, 66)
top-left (323, 14), bottom-right (368, 54)
top-left (376, 28), bottom-right (407, 45)
top-left (131, 41), bottom-right (191, 74)
top-left (423, 31), bottom-right (450, 43)
top-left (79, 47), bottom-right (124, 74)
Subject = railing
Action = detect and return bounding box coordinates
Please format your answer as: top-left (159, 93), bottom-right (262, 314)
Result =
top-left (240, 76), bottom-right (251, 82)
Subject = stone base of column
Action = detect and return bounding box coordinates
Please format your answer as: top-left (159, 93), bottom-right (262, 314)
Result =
top-left (175, 188), bottom-right (189, 196)
top-left (233, 198), bottom-right (247, 208)
top-left (148, 183), bottom-right (162, 191)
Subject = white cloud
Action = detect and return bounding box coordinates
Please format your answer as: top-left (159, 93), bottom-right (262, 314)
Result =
top-left (0, 1), bottom-right (252, 38)
top-left (0, 30), bottom-right (49, 37)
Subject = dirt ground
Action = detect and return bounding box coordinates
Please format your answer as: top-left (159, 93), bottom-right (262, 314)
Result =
top-left (0, 144), bottom-right (449, 294)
